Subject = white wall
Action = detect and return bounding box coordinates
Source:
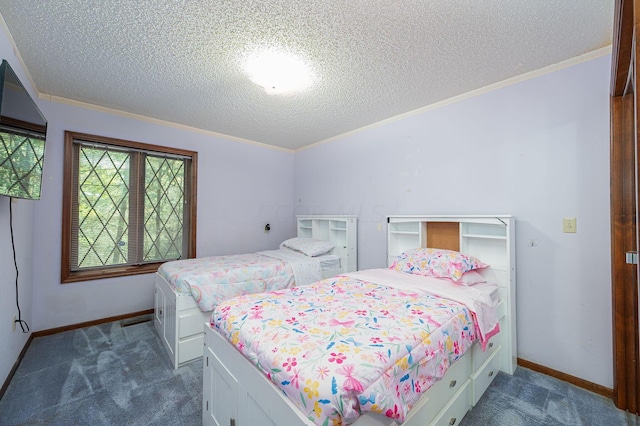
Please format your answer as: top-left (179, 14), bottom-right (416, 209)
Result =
top-left (293, 55), bottom-right (612, 388)
top-left (0, 29), bottom-right (36, 387)
top-left (0, 197), bottom-right (34, 388)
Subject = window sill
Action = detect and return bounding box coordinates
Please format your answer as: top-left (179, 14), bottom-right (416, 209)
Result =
top-left (61, 262), bottom-right (165, 283)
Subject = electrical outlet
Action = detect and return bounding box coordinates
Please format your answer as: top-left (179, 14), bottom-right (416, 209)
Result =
top-left (12, 316), bottom-right (16, 332)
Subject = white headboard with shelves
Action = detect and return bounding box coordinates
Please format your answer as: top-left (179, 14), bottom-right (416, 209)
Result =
top-left (387, 214), bottom-right (517, 374)
top-left (297, 215), bottom-right (357, 273)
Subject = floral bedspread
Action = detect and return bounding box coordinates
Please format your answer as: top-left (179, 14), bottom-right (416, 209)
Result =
top-left (158, 252), bottom-right (294, 312)
top-left (158, 248), bottom-right (325, 312)
top-left (211, 274), bottom-right (481, 425)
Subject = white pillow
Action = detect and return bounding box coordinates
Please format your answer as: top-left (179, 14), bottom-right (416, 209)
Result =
top-left (452, 270), bottom-right (487, 286)
top-left (280, 237), bottom-right (335, 257)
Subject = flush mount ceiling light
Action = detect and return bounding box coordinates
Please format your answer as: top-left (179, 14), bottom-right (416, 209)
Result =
top-left (244, 49), bottom-right (315, 95)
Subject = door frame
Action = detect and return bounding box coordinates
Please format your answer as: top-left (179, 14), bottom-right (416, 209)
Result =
top-left (611, 0), bottom-right (640, 414)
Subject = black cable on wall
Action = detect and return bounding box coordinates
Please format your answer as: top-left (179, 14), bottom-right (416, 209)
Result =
top-left (9, 198), bottom-right (30, 333)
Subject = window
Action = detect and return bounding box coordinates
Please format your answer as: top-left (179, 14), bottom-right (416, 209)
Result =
top-left (61, 131), bottom-right (197, 283)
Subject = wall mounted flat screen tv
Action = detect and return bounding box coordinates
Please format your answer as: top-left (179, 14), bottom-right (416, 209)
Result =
top-left (0, 59), bottom-right (47, 200)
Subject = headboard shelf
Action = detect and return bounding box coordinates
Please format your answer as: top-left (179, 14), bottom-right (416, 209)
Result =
top-left (461, 233), bottom-right (507, 240)
top-left (296, 215), bottom-right (358, 273)
top-left (387, 215), bottom-right (513, 265)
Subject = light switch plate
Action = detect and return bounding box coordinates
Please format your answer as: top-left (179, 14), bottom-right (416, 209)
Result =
top-left (563, 217), bottom-right (577, 233)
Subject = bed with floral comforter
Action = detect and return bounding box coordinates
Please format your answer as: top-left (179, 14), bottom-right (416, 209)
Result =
top-left (158, 248), bottom-right (330, 312)
top-left (211, 269), bottom-right (498, 425)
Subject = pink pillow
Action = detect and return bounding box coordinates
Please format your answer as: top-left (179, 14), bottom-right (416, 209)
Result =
top-left (390, 248), bottom-right (489, 281)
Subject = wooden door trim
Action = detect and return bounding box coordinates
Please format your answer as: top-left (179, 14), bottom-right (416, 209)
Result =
top-left (611, 93), bottom-right (639, 413)
top-left (612, 0), bottom-right (634, 96)
top-left (611, 0), bottom-right (640, 413)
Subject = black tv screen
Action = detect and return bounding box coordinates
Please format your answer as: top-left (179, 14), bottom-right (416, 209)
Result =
top-left (0, 60), bottom-right (47, 200)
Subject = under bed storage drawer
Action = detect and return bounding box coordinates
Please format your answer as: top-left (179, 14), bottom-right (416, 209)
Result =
top-left (471, 340), bottom-right (498, 372)
top-left (429, 380), bottom-right (471, 426)
top-left (179, 307), bottom-right (207, 338)
top-left (178, 334), bottom-right (204, 365)
top-left (470, 346), bottom-right (501, 406)
top-left (471, 318), bottom-right (504, 371)
top-left (420, 353), bottom-right (471, 424)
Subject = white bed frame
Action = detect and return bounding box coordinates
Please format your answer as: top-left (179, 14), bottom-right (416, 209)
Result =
top-left (154, 215), bottom-right (357, 369)
top-left (202, 215), bottom-right (516, 426)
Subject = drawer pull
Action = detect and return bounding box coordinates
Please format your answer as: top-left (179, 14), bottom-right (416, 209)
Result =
top-left (230, 418), bottom-right (236, 426)
top-left (449, 417), bottom-right (457, 425)
top-left (488, 370), bottom-right (494, 377)
top-left (449, 379), bottom-right (457, 388)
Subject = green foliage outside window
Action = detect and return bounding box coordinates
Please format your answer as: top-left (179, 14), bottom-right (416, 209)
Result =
top-left (74, 143), bottom-right (188, 270)
top-left (0, 131), bottom-right (45, 199)
top-left (144, 155), bottom-right (185, 262)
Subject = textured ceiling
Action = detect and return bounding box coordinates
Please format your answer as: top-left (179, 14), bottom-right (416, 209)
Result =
top-left (0, 1), bottom-right (614, 151)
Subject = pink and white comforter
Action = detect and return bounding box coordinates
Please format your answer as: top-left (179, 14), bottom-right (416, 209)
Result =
top-left (158, 248), bottom-right (324, 312)
top-left (211, 269), bottom-right (499, 425)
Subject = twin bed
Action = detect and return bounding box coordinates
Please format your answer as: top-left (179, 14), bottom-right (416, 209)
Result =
top-left (201, 215), bottom-right (516, 426)
top-left (154, 215), bottom-right (358, 368)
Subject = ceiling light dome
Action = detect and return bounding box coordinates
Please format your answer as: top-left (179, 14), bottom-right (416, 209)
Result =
top-left (244, 49), bottom-right (315, 95)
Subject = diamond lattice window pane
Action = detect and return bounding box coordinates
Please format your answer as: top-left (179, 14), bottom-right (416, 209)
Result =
top-left (143, 156), bottom-right (185, 262)
top-left (0, 131), bottom-right (45, 199)
top-left (76, 146), bottom-right (130, 268)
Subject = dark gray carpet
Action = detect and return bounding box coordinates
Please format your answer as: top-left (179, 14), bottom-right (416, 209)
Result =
top-left (0, 316), bottom-right (201, 425)
top-left (461, 367), bottom-right (633, 426)
top-left (0, 315), bottom-right (634, 426)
